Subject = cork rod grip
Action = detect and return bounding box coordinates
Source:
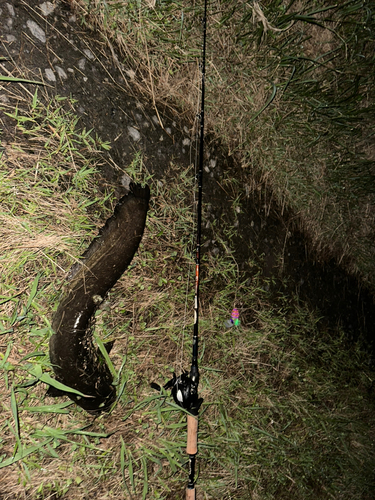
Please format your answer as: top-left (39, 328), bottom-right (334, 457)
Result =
top-left (186, 487), bottom-right (196, 500)
top-left (186, 415), bottom-right (198, 455)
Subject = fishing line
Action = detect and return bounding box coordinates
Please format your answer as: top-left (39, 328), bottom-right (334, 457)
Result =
top-left (178, 234), bottom-right (193, 373)
top-left (178, 58), bottom-right (204, 377)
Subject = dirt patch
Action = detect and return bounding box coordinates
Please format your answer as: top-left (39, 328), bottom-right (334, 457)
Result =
top-left (0, 0), bottom-right (194, 186)
top-left (1, 0), bottom-right (374, 357)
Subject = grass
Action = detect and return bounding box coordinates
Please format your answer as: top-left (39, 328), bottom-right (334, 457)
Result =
top-left (0, 80), bottom-right (375, 499)
top-left (72, 0), bottom-right (375, 290)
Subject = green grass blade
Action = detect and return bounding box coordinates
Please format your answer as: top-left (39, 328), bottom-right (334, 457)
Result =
top-left (0, 439), bottom-right (53, 469)
top-left (0, 76), bottom-right (45, 84)
top-left (26, 273), bottom-right (41, 311)
top-left (248, 83), bottom-right (277, 125)
top-left (10, 386), bottom-right (21, 445)
top-left (0, 343), bottom-right (13, 369)
top-left (128, 449), bottom-right (135, 492)
top-left (141, 455), bottom-right (148, 500)
top-left (21, 402), bottom-right (72, 413)
top-left (29, 365), bottom-right (95, 398)
top-left (95, 336), bottom-right (117, 379)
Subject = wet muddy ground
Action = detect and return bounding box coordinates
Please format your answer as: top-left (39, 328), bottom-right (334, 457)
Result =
top-left (1, 0), bottom-right (374, 357)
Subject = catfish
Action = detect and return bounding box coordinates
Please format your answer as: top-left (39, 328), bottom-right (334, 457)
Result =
top-left (49, 183), bottom-right (150, 413)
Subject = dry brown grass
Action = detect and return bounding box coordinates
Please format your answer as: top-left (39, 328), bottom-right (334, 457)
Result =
top-left (69, 0), bottom-right (375, 289)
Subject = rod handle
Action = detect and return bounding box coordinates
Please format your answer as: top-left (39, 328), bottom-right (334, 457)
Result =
top-left (186, 486), bottom-right (196, 500)
top-left (186, 414), bottom-right (198, 455)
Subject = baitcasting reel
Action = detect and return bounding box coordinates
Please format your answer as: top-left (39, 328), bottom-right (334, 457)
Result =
top-left (151, 367), bottom-right (203, 416)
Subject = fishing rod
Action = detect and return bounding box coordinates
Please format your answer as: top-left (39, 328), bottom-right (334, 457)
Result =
top-left (151, 1), bottom-right (208, 497)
